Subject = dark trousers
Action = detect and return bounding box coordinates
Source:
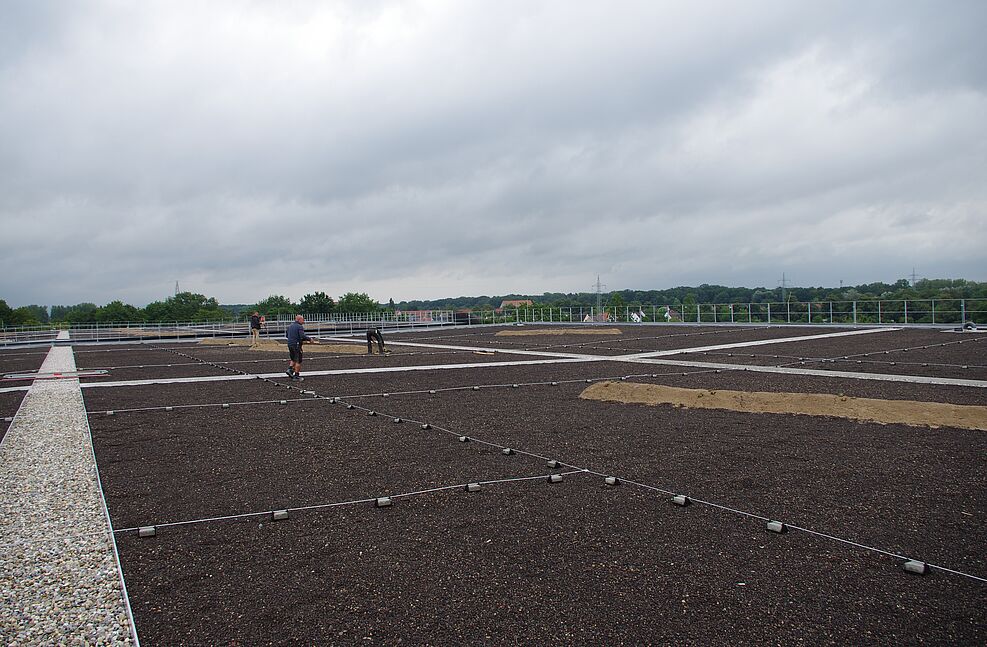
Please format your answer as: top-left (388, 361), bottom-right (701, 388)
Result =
top-left (367, 328), bottom-right (385, 353)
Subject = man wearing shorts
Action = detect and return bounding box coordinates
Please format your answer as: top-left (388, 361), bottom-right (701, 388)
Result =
top-left (285, 315), bottom-right (318, 381)
top-left (249, 311), bottom-right (262, 346)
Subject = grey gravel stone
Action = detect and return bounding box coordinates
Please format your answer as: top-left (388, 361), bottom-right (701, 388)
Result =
top-left (0, 346), bottom-right (134, 645)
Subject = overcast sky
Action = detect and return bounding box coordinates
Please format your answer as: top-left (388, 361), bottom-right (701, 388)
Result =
top-left (1, 1), bottom-right (985, 307)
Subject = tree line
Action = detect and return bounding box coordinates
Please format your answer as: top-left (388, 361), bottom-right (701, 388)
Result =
top-left (0, 291), bottom-right (384, 326)
top-left (2, 278), bottom-right (984, 326)
top-left (395, 278), bottom-right (987, 311)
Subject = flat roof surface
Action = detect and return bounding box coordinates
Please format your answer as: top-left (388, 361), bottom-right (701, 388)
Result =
top-left (11, 323), bottom-right (986, 644)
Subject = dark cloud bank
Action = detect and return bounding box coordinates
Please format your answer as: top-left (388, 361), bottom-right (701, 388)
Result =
top-left (1, 1), bottom-right (984, 306)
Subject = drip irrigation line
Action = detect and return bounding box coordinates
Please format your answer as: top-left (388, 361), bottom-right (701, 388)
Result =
top-left (86, 397), bottom-right (318, 416)
top-left (82, 368), bottom-right (734, 416)
top-left (113, 470), bottom-right (588, 535)
top-left (579, 469), bottom-right (987, 584)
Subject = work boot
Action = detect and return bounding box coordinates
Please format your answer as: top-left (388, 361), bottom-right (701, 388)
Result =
top-left (285, 367), bottom-right (294, 378)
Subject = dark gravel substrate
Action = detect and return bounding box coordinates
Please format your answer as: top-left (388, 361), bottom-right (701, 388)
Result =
top-left (185, 347), bottom-right (536, 373)
top-left (90, 398), bottom-right (555, 529)
top-left (373, 384), bottom-right (987, 574)
top-left (80, 364), bottom-right (233, 383)
top-left (87, 347), bottom-right (987, 644)
top-left (0, 390), bottom-right (27, 418)
top-left (702, 329), bottom-right (983, 360)
top-left (79, 361), bottom-right (624, 411)
top-left (82, 355), bottom-right (987, 414)
top-left (0, 390), bottom-right (29, 442)
top-left (115, 478), bottom-right (985, 645)
top-left (82, 379), bottom-right (321, 412)
top-left (388, 324), bottom-right (843, 355)
top-left (75, 350), bottom-right (208, 369)
top-left (0, 348), bottom-right (48, 390)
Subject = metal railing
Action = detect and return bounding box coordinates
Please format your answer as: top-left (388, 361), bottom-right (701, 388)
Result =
top-left (2, 300), bottom-right (984, 345)
top-left (444, 298), bottom-right (987, 326)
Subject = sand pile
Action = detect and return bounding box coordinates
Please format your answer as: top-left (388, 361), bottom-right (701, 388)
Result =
top-left (580, 381), bottom-right (987, 431)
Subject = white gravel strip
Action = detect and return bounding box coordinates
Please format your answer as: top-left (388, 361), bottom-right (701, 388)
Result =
top-left (0, 346), bottom-right (136, 645)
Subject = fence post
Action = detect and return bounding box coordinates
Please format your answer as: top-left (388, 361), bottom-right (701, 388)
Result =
top-left (878, 301), bottom-right (882, 324)
top-left (903, 300), bottom-right (908, 324)
top-left (767, 303), bottom-right (771, 323)
top-left (931, 299), bottom-right (935, 325)
top-left (961, 299), bottom-right (966, 322)
top-left (829, 301), bottom-right (833, 324)
top-left (786, 301), bottom-right (791, 324)
top-left (853, 302), bottom-right (857, 325)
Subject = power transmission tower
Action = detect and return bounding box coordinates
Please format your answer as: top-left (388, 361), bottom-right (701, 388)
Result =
top-left (778, 272), bottom-right (789, 303)
top-left (593, 276), bottom-right (606, 318)
top-left (910, 268), bottom-right (919, 287)
top-left (175, 281), bottom-right (180, 296)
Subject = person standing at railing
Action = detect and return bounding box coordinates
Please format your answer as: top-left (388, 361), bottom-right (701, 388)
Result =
top-left (285, 315), bottom-right (318, 381)
top-left (249, 311), bottom-right (262, 347)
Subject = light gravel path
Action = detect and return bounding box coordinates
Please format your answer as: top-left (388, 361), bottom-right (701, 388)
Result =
top-left (0, 346), bottom-right (136, 645)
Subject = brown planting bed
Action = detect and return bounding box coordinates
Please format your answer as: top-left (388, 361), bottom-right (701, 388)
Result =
top-left (79, 330), bottom-right (987, 644)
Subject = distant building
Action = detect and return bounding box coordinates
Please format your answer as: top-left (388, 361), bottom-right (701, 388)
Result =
top-left (499, 299), bottom-right (533, 309)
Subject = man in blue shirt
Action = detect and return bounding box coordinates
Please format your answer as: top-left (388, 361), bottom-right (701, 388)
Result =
top-left (285, 315), bottom-right (318, 381)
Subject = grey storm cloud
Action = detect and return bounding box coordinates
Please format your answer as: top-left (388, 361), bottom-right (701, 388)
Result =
top-left (1, 0), bottom-right (985, 307)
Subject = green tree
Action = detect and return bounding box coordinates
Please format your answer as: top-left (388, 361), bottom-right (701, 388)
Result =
top-left (0, 299), bottom-right (25, 326)
top-left (143, 293), bottom-right (225, 322)
top-left (337, 292), bottom-right (379, 313)
top-left (252, 295), bottom-right (296, 317)
top-left (299, 292), bottom-right (334, 314)
top-left (96, 300), bottom-right (142, 323)
top-left (61, 303), bottom-right (100, 324)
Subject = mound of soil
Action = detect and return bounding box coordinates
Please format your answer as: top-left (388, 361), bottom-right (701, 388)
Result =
top-left (580, 381), bottom-right (987, 431)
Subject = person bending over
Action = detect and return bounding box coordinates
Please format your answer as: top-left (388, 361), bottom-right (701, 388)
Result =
top-left (286, 315), bottom-right (318, 381)
top-left (367, 327), bottom-right (389, 355)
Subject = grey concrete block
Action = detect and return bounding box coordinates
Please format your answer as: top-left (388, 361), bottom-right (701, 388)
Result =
top-left (547, 460), bottom-right (560, 468)
top-left (672, 495), bottom-right (690, 506)
top-left (272, 510), bottom-right (289, 521)
top-left (138, 526), bottom-right (156, 538)
top-left (465, 482), bottom-right (481, 492)
top-left (375, 497), bottom-right (392, 508)
top-left (547, 474), bottom-right (563, 484)
top-left (502, 448), bottom-right (514, 455)
top-left (903, 560), bottom-right (930, 575)
top-left (605, 476), bottom-right (619, 486)
top-left (766, 520), bottom-right (788, 533)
